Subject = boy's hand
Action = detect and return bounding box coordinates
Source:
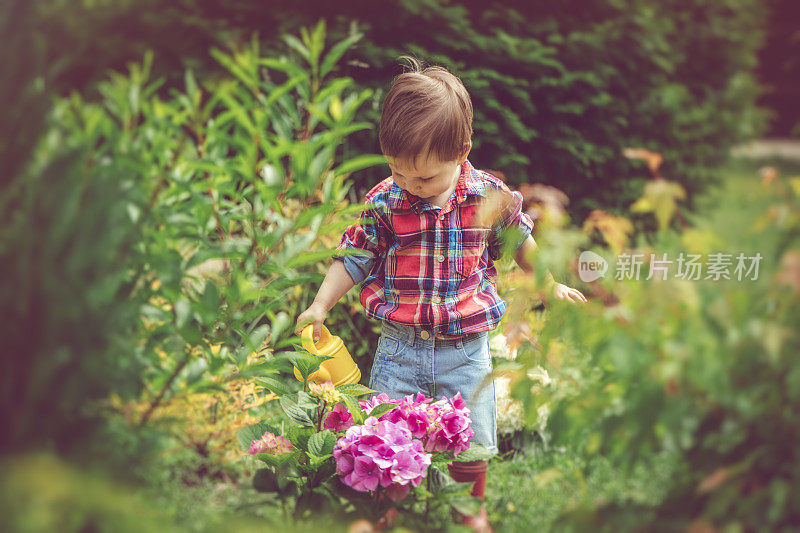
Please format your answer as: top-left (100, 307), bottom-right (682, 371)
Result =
top-left (295, 302), bottom-right (328, 341)
top-left (554, 283), bottom-right (588, 304)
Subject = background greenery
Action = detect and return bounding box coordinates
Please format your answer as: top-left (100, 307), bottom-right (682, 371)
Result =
top-left (3, 0), bottom-right (798, 531)
top-left (36, 0), bottom-right (774, 218)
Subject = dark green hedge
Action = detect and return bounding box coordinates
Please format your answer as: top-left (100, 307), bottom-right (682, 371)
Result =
top-left (335, 0), bottom-right (771, 219)
top-left (36, 0), bottom-right (770, 219)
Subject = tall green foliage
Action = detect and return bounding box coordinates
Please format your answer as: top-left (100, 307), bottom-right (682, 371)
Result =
top-left (3, 20), bottom-right (385, 462)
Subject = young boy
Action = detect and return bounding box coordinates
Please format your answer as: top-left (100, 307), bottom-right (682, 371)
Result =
top-left (295, 58), bottom-right (586, 530)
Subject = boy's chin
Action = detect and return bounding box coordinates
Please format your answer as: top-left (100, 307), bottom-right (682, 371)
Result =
top-left (409, 189), bottom-right (439, 200)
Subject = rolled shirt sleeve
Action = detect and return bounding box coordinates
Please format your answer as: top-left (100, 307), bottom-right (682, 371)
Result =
top-left (333, 204), bottom-right (388, 285)
top-left (487, 184), bottom-right (534, 261)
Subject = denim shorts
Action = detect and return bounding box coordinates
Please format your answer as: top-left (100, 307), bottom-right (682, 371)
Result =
top-left (367, 321), bottom-right (498, 455)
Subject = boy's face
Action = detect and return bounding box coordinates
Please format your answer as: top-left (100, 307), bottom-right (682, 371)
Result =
top-left (388, 152), bottom-right (463, 201)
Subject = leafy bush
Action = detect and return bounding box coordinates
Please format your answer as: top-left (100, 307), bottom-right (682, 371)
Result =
top-left (15, 20), bottom-right (386, 481)
top-left (496, 156), bottom-right (800, 530)
top-left (35, 2), bottom-right (770, 219)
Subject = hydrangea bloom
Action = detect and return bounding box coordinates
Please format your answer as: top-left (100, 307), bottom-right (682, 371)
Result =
top-left (357, 391), bottom-right (473, 455)
top-left (333, 416), bottom-right (431, 500)
top-left (489, 332), bottom-right (517, 361)
top-left (308, 379), bottom-right (341, 403)
top-left (494, 375), bottom-right (525, 435)
top-left (423, 393), bottom-right (474, 455)
top-left (324, 402), bottom-right (354, 432)
top-left (248, 431), bottom-right (293, 456)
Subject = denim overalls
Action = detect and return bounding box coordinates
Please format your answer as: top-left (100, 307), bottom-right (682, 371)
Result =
top-left (367, 320), bottom-right (498, 454)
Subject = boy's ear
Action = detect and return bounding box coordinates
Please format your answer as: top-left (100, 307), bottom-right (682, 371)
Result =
top-left (459, 140), bottom-right (472, 163)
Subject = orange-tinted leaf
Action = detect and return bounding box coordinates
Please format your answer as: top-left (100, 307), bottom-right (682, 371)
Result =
top-left (697, 467), bottom-right (729, 494)
top-left (623, 147), bottom-right (664, 177)
top-left (582, 209), bottom-right (633, 254)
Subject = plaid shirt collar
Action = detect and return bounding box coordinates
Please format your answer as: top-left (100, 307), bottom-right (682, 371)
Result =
top-left (387, 159), bottom-right (487, 212)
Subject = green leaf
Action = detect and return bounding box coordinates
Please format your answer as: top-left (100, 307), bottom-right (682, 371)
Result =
top-left (414, 486), bottom-right (434, 499)
top-left (306, 453), bottom-right (333, 468)
top-left (283, 34), bottom-right (310, 62)
top-left (449, 494), bottom-right (483, 516)
top-left (320, 32), bottom-right (363, 79)
top-left (340, 394), bottom-right (365, 425)
top-left (279, 395), bottom-right (314, 427)
top-left (333, 154), bottom-right (387, 177)
top-left (329, 94), bottom-right (342, 121)
top-left (174, 297), bottom-right (192, 328)
top-left (335, 384), bottom-right (377, 397)
top-left (296, 391), bottom-right (318, 408)
top-left (285, 249), bottom-right (341, 269)
top-left (451, 443), bottom-right (496, 462)
top-left (428, 464), bottom-right (457, 494)
top-left (365, 402), bottom-right (398, 419)
top-left (234, 324), bottom-right (270, 364)
top-left (290, 352), bottom-right (334, 382)
top-left (292, 352), bottom-right (333, 381)
top-left (255, 452), bottom-right (292, 468)
top-left (309, 20), bottom-right (326, 68)
top-left (286, 426), bottom-right (315, 452)
top-left (255, 376), bottom-right (292, 397)
top-left (259, 56), bottom-right (304, 76)
top-left (437, 481), bottom-right (475, 497)
top-left (308, 430), bottom-right (337, 456)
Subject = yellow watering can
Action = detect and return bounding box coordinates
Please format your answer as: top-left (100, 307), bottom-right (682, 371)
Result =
top-left (294, 325), bottom-right (361, 386)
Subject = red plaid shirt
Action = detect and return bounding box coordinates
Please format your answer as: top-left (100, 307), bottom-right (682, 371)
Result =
top-left (334, 159), bottom-right (534, 338)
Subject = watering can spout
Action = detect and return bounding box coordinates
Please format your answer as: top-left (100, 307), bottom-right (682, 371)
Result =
top-left (294, 325), bottom-right (361, 386)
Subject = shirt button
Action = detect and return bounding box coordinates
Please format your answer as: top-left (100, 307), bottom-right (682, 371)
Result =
top-left (437, 255), bottom-right (445, 263)
top-left (432, 296), bottom-right (442, 304)
top-left (420, 330), bottom-right (430, 340)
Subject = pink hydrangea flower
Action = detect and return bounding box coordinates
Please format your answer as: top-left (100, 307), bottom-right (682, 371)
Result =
top-left (332, 391), bottom-right (476, 500)
top-left (248, 431), bottom-right (293, 455)
top-left (359, 391), bottom-right (474, 455)
top-left (333, 416), bottom-right (431, 499)
top-left (323, 402), bottom-right (354, 432)
top-left (423, 392), bottom-right (474, 455)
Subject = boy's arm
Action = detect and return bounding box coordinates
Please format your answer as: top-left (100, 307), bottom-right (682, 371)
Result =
top-left (295, 259), bottom-right (357, 340)
top-left (514, 235), bottom-right (556, 287)
top-left (514, 235), bottom-right (587, 303)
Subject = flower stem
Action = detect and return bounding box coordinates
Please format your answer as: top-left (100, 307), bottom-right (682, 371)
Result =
top-left (425, 471), bottom-right (431, 517)
top-left (373, 486), bottom-right (383, 522)
top-left (317, 400), bottom-right (327, 432)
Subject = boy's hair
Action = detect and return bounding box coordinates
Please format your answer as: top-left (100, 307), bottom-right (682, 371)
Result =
top-left (379, 56), bottom-right (473, 168)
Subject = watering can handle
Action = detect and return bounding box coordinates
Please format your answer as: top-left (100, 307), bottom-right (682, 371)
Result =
top-left (301, 324), bottom-right (330, 354)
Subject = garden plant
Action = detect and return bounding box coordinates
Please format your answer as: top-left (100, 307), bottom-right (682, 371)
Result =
top-left (3, 4), bottom-right (799, 532)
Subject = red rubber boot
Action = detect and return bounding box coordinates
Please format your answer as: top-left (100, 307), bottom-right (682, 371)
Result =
top-left (447, 460), bottom-right (494, 533)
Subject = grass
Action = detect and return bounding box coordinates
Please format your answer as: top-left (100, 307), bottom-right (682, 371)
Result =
top-left (484, 441), bottom-right (684, 532)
